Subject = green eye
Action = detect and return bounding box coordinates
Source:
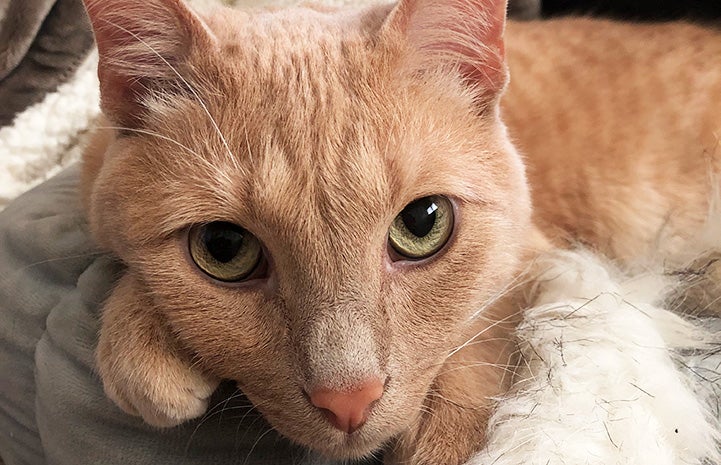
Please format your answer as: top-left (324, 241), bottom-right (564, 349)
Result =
top-left (189, 222), bottom-right (262, 282)
top-left (388, 196), bottom-right (454, 259)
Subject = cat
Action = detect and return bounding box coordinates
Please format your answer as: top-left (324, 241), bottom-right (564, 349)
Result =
top-left (80, 0), bottom-right (721, 464)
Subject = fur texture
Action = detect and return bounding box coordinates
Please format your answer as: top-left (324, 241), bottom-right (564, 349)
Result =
top-left (0, 52), bottom-right (99, 209)
top-left (477, 198), bottom-right (721, 464)
top-left (79, 0), bottom-right (721, 464)
top-left (503, 19), bottom-right (721, 262)
top-left (475, 249), bottom-right (721, 465)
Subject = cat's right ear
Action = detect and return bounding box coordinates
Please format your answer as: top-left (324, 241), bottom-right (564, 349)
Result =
top-left (381, 0), bottom-right (509, 103)
top-left (83, 0), bottom-right (216, 127)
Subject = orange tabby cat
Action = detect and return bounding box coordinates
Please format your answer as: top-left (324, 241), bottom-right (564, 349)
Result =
top-left (80, 0), bottom-right (721, 464)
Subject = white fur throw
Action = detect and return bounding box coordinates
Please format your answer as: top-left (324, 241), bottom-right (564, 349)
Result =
top-left (476, 249), bottom-right (721, 465)
top-left (0, 51), bottom-right (99, 209)
top-left (1, 1), bottom-right (719, 464)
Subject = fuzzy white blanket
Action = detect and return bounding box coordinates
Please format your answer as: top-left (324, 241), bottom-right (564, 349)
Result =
top-left (0, 51), bottom-right (99, 209)
top-left (1, 1), bottom-right (719, 463)
top-left (478, 249), bottom-right (721, 464)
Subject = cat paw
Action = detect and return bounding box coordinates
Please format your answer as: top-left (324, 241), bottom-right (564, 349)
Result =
top-left (99, 350), bottom-right (220, 428)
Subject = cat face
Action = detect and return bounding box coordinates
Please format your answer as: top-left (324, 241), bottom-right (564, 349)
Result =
top-left (84, 0), bottom-right (531, 458)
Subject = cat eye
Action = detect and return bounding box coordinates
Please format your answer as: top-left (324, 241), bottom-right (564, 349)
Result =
top-left (388, 195), bottom-right (454, 260)
top-left (188, 222), bottom-right (264, 282)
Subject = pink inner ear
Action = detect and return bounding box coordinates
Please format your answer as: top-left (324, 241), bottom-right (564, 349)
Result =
top-left (390, 0), bottom-right (508, 96)
top-left (83, 0), bottom-right (214, 126)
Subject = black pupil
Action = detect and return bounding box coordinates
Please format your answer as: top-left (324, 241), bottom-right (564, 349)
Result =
top-left (202, 222), bottom-right (244, 263)
top-left (401, 197), bottom-right (437, 238)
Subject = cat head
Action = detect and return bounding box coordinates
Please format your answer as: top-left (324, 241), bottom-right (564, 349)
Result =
top-left (83, 0), bottom-right (531, 458)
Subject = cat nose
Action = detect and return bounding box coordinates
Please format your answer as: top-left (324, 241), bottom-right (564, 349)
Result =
top-left (308, 378), bottom-right (384, 434)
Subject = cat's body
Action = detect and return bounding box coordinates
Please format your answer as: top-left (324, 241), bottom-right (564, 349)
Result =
top-left (504, 19), bottom-right (721, 261)
top-left (81, 1), bottom-right (721, 464)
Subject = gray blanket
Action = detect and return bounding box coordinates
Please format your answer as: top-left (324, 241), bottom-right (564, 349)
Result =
top-left (0, 0), bottom-right (93, 126)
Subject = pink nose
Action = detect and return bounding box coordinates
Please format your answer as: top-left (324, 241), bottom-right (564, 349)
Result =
top-left (308, 379), bottom-right (384, 434)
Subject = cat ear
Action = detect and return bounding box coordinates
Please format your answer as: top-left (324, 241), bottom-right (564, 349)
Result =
top-left (83, 0), bottom-right (216, 127)
top-left (384, 0), bottom-right (508, 101)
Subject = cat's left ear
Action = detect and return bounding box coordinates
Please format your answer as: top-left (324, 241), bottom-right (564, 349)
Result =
top-left (383, 0), bottom-right (508, 101)
top-left (83, 0), bottom-right (217, 127)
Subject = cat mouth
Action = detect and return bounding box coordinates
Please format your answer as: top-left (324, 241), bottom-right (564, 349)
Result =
top-left (258, 393), bottom-right (408, 460)
top-left (293, 379), bottom-right (418, 460)
top-left (301, 424), bottom-right (397, 460)
top-left (236, 369), bottom-right (431, 459)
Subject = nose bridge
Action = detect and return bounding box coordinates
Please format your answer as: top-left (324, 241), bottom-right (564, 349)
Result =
top-left (290, 271), bottom-right (385, 390)
top-left (276, 215), bottom-right (386, 389)
top-left (304, 306), bottom-right (382, 388)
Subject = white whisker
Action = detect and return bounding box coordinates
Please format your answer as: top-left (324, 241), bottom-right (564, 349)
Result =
top-left (242, 427), bottom-right (276, 465)
top-left (95, 126), bottom-right (203, 159)
top-left (101, 19), bottom-right (236, 162)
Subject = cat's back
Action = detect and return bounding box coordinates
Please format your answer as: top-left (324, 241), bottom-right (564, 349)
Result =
top-left (502, 18), bottom-right (721, 260)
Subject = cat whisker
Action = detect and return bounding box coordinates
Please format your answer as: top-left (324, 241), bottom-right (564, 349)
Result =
top-left (444, 262), bottom-right (542, 362)
top-left (425, 388), bottom-right (493, 413)
top-left (448, 336), bottom-right (518, 349)
top-left (95, 126), bottom-right (203, 159)
top-left (432, 349), bottom-right (516, 376)
top-left (243, 127), bottom-right (254, 166)
top-left (436, 361), bottom-right (518, 377)
top-left (467, 312), bottom-right (516, 326)
top-left (185, 389), bottom-right (269, 453)
top-left (205, 387), bottom-right (247, 417)
top-left (217, 403), bottom-right (262, 414)
top-left (241, 427), bottom-right (276, 465)
top-left (446, 309), bottom-right (524, 361)
top-left (424, 337), bottom-right (517, 370)
top-left (0, 251), bottom-right (109, 290)
top-left (233, 398), bottom-right (276, 448)
top-left (462, 269), bottom-right (534, 325)
top-left (185, 388), bottom-right (244, 451)
top-left (101, 19), bottom-right (236, 162)
top-left (96, 120), bottom-right (242, 211)
top-left (500, 347), bottom-right (524, 387)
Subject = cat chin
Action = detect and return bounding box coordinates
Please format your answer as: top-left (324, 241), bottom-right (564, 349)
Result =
top-left (256, 401), bottom-right (411, 460)
top-left (232, 366), bottom-right (433, 460)
top-left (286, 425), bottom-right (398, 461)
top-left (311, 438), bottom-right (388, 461)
